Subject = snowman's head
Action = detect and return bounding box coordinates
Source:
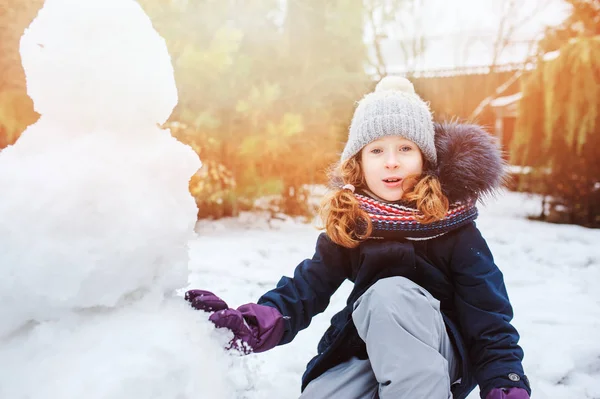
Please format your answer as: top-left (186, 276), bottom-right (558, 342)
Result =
top-left (19, 0), bottom-right (177, 128)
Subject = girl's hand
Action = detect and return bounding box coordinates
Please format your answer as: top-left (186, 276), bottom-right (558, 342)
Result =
top-left (185, 289), bottom-right (285, 354)
top-left (185, 289), bottom-right (229, 312)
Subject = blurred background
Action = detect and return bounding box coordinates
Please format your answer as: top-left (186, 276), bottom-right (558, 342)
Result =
top-left (1, 0), bottom-right (598, 227)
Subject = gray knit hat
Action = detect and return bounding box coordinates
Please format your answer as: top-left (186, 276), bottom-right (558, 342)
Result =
top-left (341, 76), bottom-right (437, 165)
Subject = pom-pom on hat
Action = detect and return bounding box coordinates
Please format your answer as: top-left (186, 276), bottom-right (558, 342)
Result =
top-left (341, 76), bottom-right (436, 165)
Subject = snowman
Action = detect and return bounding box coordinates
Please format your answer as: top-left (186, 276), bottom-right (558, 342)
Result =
top-left (0, 0), bottom-right (246, 397)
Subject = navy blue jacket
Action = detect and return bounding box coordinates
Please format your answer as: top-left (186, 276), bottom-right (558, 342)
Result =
top-left (258, 222), bottom-right (530, 399)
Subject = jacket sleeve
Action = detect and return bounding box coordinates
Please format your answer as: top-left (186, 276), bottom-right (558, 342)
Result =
top-left (257, 233), bottom-right (349, 345)
top-left (449, 222), bottom-right (531, 398)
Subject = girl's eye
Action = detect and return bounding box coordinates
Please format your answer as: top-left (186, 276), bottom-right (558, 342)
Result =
top-left (400, 146), bottom-right (412, 152)
top-left (370, 148), bottom-right (382, 154)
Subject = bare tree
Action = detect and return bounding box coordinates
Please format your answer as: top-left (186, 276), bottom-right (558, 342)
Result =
top-left (364, 0), bottom-right (434, 78)
top-left (364, 0), bottom-right (389, 78)
top-left (469, 0), bottom-right (550, 119)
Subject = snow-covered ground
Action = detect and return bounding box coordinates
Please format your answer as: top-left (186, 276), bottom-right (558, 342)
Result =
top-left (189, 191), bottom-right (600, 399)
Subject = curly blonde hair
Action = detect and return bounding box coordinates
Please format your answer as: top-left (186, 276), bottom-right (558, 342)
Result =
top-left (319, 154), bottom-right (449, 248)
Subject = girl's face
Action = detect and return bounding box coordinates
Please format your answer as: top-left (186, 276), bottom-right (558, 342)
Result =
top-left (360, 136), bottom-right (424, 202)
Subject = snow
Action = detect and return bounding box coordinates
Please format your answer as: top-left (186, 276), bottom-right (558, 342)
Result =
top-left (0, 300), bottom-right (240, 399)
top-left (190, 191), bottom-right (600, 399)
top-left (1, 0), bottom-right (598, 397)
top-left (0, 0), bottom-right (199, 335)
top-left (19, 0), bottom-right (177, 128)
top-left (0, 0), bottom-right (247, 397)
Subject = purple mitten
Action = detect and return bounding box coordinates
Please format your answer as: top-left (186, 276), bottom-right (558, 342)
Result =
top-left (486, 388), bottom-right (530, 399)
top-left (209, 303), bottom-right (285, 354)
top-left (185, 290), bottom-right (229, 312)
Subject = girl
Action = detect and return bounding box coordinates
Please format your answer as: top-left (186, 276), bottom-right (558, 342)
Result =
top-left (186, 77), bottom-right (531, 399)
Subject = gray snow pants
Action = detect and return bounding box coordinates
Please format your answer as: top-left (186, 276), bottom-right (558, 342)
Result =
top-left (299, 277), bottom-right (459, 399)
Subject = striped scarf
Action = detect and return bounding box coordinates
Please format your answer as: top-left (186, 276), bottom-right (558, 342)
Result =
top-left (355, 193), bottom-right (478, 240)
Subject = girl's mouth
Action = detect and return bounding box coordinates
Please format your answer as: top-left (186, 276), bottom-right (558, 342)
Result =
top-left (382, 178), bottom-right (403, 188)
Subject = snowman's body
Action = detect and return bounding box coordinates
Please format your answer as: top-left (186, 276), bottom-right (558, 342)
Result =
top-left (0, 1), bottom-right (240, 397)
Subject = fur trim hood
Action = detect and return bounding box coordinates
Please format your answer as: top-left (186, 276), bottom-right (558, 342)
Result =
top-left (431, 122), bottom-right (507, 203)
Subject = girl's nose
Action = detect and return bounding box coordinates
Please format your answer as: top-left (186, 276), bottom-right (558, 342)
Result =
top-left (384, 155), bottom-right (399, 169)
